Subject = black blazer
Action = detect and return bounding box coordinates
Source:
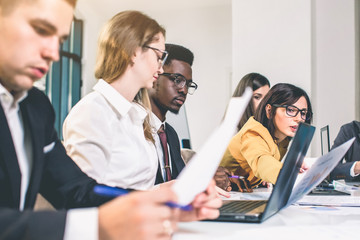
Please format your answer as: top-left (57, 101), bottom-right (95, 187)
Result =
top-left (155, 123), bottom-right (186, 184)
top-left (330, 121), bottom-right (360, 181)
top-left (0, 88), bottom-right (109, 240)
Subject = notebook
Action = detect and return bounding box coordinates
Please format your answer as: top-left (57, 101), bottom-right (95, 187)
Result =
top-left (212, 122), bottom-right (315, 223)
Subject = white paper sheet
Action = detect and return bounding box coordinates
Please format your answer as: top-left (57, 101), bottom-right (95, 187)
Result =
top-left (295, 195), bottom-right (360, 207)
top-left (172, 88), bottom-right (252, 205)
top-left (222, 189), bottom-right (272, 201)
top-left (288, 138), bottom-right (355, 206)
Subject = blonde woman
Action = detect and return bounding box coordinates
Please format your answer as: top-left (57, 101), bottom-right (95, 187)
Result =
top-left (63, 11), bottom-right (169, 190)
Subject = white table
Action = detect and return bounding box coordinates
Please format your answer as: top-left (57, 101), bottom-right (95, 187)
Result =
top-left (173, 190), bottom-right (360, 240)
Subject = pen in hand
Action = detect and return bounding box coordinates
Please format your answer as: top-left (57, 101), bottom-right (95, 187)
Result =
top-left (93, 185), bottom-right (193, 211)
top-left (228, 175), bottom-right (244, 179)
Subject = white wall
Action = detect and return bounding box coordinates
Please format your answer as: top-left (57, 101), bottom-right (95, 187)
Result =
top-left (75, 0), bottom-right (358, 156)
top-left (232, 0), bottom-right (311, 92)
top-left (313, 0), bottom-right (357, 154)
top-left (232, 0), bottom-right (358, 156)
top-left (75, 1), bottom-right (232, 151)
top-left (74, 2), bottom-right (103, 96)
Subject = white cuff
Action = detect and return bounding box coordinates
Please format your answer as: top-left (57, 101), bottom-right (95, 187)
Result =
top-left (63, 207), bottom-right (98, 240)
top-left (350, 162), bottom-right (359, 177)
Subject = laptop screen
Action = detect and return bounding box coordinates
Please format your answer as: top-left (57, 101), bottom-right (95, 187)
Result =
top-left (262, 123), bottom-right (315, 221)
top-left (320, 125), bottom-right (330, 155)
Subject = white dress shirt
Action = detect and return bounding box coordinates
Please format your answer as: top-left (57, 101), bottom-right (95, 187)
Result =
top-left (350, 162), bottom-right (359, 177)
top-left (150, 113), bottom-right (173, 181)
top-left (63, 79), bottom-right (158, 190)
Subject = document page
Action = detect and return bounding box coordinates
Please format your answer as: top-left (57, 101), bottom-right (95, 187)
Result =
top-left (172, 88), bottom-right (252, 205)
top-left (288, 138), bottom-right (355, 206)
top-left (223, 189), bottom-right (272, 201)
top-left (295, 195), bottom-right (360, 207)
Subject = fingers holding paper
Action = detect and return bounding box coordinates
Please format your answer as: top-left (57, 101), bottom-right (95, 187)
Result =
top-left (98, 187), bottom-right (177, 240)
top-left (177, 180), bottom-right (222, 222)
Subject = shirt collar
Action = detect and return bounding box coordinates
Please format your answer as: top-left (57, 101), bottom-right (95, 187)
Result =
top-left (150, 112), bottom-right (166, 132)
top-left (129, 102), bottom-right (149, 123)
top-left (0, 82), bottom-right (28, 111)
top-left (93, 79), bottom-right (132, 117)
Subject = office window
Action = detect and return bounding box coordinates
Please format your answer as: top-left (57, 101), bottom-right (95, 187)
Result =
top-left (45, 18), bottom-right (83, 139)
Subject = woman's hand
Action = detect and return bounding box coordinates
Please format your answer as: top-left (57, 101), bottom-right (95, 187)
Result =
top-left (214, 166), bottom-right (232, 191)
top-left (229, 176), bottom-right (253, 193)
top-left (261, 181), bottom-right (273, 189)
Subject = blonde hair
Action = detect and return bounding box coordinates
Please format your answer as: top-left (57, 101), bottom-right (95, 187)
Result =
top-left (95, 10), bottom-right (166, 83)
top-left (134, 89), bottom-right (154, 143)
top-left (95, 11), bottom-right (166, 143)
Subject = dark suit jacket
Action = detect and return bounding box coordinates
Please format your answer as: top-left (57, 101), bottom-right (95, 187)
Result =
top-left (0, 88), bottom-right (110, 240)
top-left (330, 121), bottom-right (360, 181)
top-left (155, 123), bottom-right (186, 184)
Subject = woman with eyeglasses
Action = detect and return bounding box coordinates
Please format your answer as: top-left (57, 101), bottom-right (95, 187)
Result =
top-left (62, 11), bottom-right (171, 190)
top-left (54, 10), bottom-right (222, 239)
top-left (218, 83), bottom-right (313, 191)
top-left (215, 73), bottom-right (270, 191)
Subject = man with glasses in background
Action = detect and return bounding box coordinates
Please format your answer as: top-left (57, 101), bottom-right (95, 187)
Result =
top-left (148, 44), bottom-right (198, 184)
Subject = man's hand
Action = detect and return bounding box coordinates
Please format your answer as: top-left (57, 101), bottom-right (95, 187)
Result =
top-left (299, 161), bottom-right (309, 173)
top-left (98, 187), bottom-right (177, 240)
top-left (215, 186), bottom-right (231, 198)
top-left (354, 161), bottom-right (360, 175)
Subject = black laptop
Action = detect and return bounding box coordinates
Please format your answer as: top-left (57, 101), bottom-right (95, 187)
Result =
top-left (320, 125), bottom-right (330, 155)
top-left (311, 125), bottom-right (347, 195)
top-left (213, 122), bottom-right (315, 223)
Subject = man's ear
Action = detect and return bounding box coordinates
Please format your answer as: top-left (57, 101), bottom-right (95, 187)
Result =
top-left (265, 104), bottom-right (272, 119)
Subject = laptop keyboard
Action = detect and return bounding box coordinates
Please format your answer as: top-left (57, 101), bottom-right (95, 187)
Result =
top-left (221, 200), bottom-right (267, 214)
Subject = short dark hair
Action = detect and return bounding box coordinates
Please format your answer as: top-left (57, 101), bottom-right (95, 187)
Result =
top-left (164, 43), bottom-right (194, 67)
top-left (254, 83), bottom-right (313, 139)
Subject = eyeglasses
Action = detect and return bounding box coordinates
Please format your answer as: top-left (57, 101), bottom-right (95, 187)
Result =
top-left (159, 73), bottom-right (198, 95)
top-left (143, 45), bottom-right (168, 67)
top-left (272, 104), bottom-right (312, 121)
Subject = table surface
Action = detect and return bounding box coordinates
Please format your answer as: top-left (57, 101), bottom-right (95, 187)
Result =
top-left (173, 189), bottom-right (360, 240)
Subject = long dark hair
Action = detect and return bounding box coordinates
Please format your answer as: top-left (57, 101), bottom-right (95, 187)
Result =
top-left (254, 83), bottom-right (313, 139)
top-left (233, 73), bottom-right (270, 130)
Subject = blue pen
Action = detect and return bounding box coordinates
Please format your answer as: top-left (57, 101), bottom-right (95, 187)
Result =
top-left (93, 185), bottom-right (192, 211)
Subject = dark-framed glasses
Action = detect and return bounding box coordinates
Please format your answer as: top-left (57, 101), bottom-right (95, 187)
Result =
top-left (159, 73), bottom-right (198, 95)
top-left (272, 104), bottom-right (312, 121)
top-left (143, 45), bottom-right (168, 67)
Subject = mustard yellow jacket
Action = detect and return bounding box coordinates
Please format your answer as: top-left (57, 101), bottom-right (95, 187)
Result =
top-left (220, 117), bottom-right (289, 187)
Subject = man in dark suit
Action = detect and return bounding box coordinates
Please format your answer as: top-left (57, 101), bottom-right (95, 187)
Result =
top-left (148, 44), bottom-right (198, 184)
top-left (0, 1), bottom-right (221, 239)
top-left (330, 121), bottom-right (360, 181)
